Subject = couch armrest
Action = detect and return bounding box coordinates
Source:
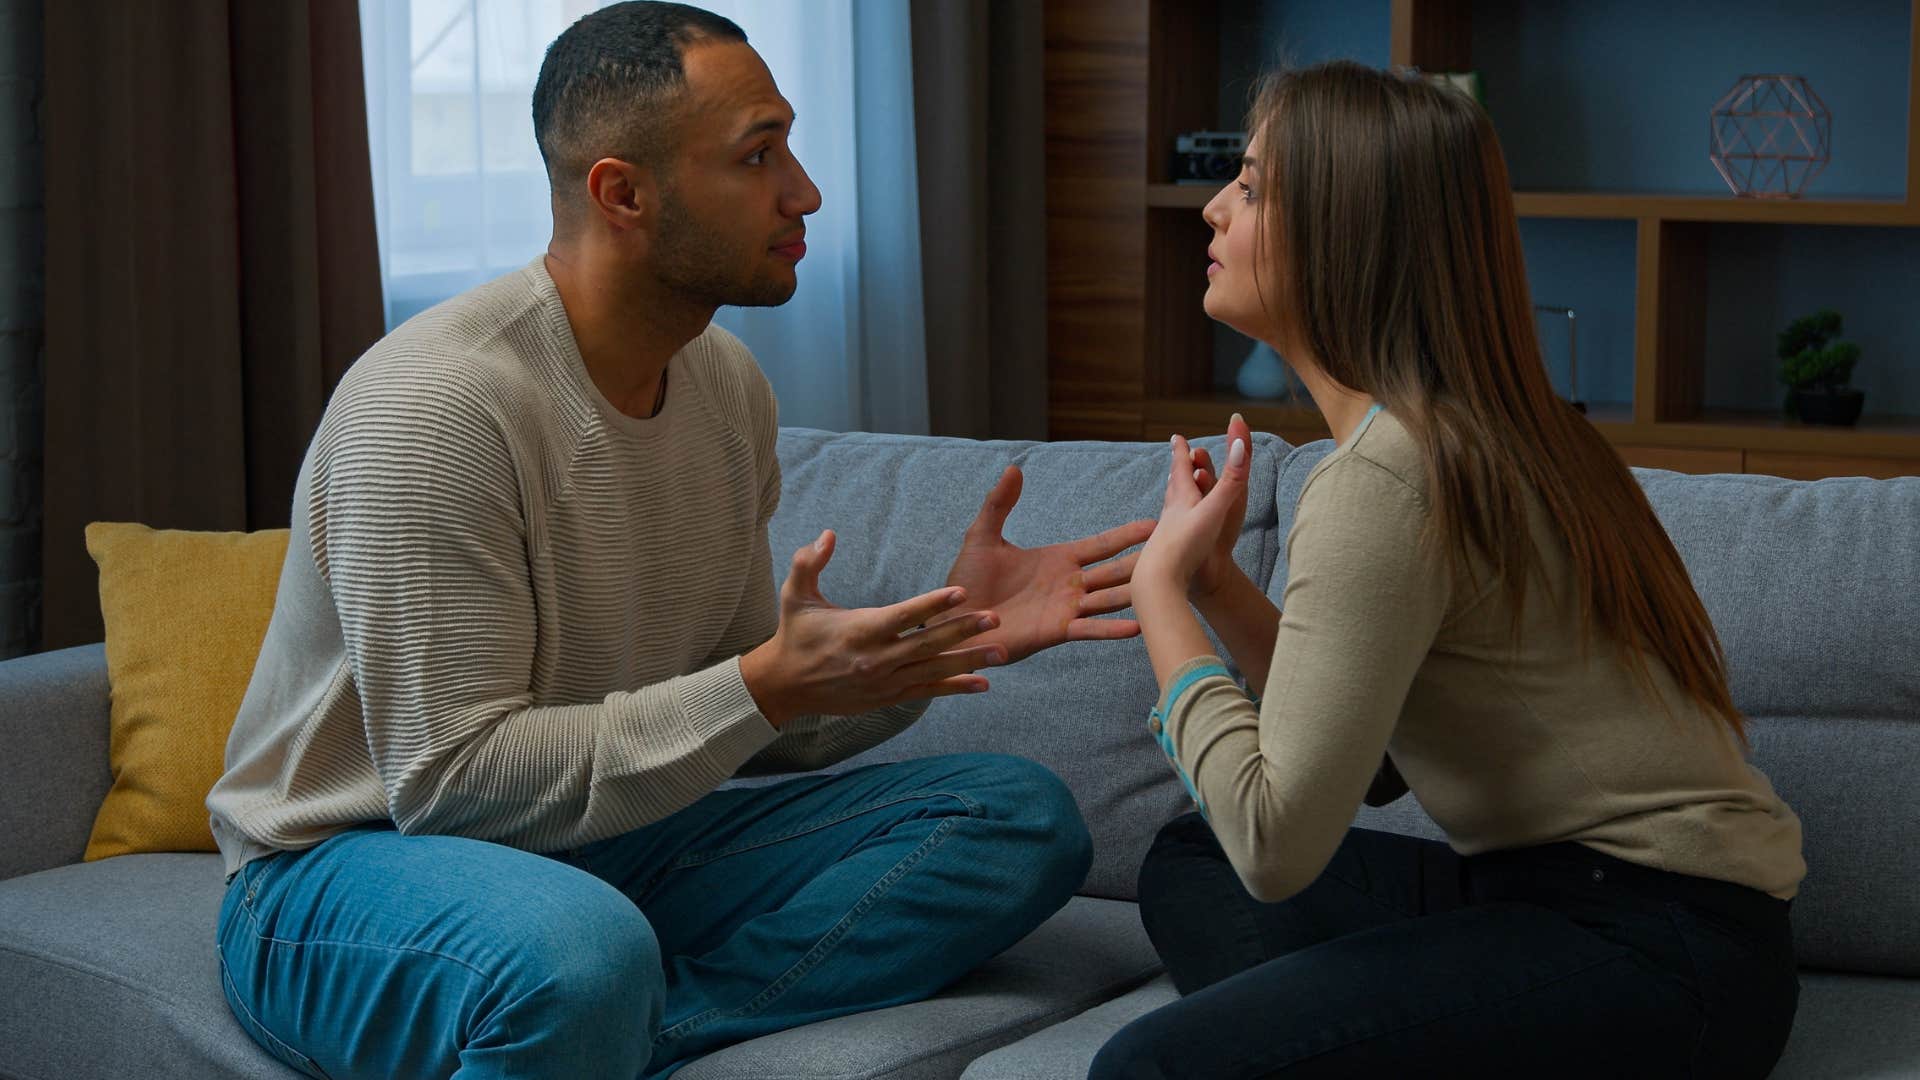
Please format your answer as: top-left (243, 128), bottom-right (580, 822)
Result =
top-left (0, 644), bottom-right (111, 881)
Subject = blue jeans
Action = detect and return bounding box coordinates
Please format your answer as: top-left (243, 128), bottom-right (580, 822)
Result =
top-left (216, 753), bottom-right (1092, 1080)
top-left (1090, 815), bottom-right (1798, 1079)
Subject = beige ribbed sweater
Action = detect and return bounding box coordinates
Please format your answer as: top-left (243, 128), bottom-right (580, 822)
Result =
top-left (207, 259), bottom-right (925, 878)
top-left (1157, 410), bottom-right (1805, 902)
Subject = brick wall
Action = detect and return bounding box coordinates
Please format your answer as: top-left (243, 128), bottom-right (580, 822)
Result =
top-left (0, 0), bottom-right (43, 657)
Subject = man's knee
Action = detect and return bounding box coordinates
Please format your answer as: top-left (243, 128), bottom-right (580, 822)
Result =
top-left (951, 753), bottom-right (1093, 901)
top-left (497, 873), bottom-right (665, 1029)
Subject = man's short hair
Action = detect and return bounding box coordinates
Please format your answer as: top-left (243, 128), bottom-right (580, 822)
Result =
top-left (532, 1), bottom-right (748, 192)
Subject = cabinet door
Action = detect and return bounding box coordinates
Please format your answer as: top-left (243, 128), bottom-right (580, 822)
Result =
top-left (1745, 452), bottom-right (1920, 480)
top-left (1617, 447), bottom-right (1744, 475)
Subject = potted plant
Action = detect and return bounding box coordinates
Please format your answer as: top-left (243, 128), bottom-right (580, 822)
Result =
top-left (1777, 309), bottom-right (1864, 426)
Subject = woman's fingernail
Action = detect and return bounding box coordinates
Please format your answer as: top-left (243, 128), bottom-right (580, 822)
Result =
top-left (1232, 412), bottom-right (1245, 427)
top-left (1229, 438), bottom-right (1247, 468)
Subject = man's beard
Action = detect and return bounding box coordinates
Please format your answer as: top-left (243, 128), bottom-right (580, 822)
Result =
top-left (653, 189), bottom-right (796, 309)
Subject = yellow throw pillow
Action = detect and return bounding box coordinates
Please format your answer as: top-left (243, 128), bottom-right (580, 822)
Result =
top-left (83, 522), bottom-right (289, 860)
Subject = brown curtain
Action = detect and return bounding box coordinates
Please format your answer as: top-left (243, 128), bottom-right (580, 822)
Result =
top-left (910, 0), bottom-right (1048, 441)
top-left (42, 0), bottom-right (384, 649)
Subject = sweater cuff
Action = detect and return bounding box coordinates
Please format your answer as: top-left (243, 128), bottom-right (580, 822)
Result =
top-left (677, 657), bottom-right (781, 770)
top-left (1155, 655), bottom-right (1232, 718)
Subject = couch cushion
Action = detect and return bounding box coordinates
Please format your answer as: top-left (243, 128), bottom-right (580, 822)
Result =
top-left (0, 853), bottom-right (299, 1080)
top-left (962, 970), bottom-right (1920, 1079)
top-left (0, 852), bottom-right (1160, 1080)
top-left (769, 429), bottom-right (1291, 900)
top-left (1635, 471), bottom-right (1920, 724)
top-left (679, 895), bottom-right (1161, 1080)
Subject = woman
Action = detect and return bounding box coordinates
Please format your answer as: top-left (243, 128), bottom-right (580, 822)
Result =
top-left (1097, 62), bottom-right (1804, 1079)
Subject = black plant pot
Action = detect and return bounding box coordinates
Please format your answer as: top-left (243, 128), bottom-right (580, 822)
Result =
top-left (1793, 386), bottom-right (1865, 427)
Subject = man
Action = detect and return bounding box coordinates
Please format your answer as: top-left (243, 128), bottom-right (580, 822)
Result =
top-left (206, 3), bottom-right (1153, 1078)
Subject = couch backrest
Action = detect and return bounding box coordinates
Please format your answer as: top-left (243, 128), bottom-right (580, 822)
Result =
top-left (768, 428), bottom-right (1290, 900)
top-left (1277, 444), bottom-right (1920, 976)
top-left (0, 644), bottom-right (112, 881)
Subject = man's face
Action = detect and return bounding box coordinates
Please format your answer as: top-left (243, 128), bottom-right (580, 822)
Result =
top-left (649, 42), bottom-right (821, 308)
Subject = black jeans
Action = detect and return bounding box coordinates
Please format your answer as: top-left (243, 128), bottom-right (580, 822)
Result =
top-left (1090, 814), bottom-right (1798, 1079)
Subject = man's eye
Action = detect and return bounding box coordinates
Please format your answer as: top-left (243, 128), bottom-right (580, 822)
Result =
top-left (746, 148), bottom-right (768, 165)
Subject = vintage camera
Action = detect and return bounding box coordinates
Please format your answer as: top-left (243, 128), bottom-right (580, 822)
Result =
top-left (1171, 130), bottom-right (1247, 184)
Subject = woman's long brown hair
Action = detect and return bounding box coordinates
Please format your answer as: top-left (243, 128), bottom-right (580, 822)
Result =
top-left (1249, 61), bottom-right (1743, 738)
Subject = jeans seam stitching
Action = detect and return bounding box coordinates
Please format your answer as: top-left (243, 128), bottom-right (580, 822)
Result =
top-left (633, 789), bottom-right (982, 897)
top-left (219, 950), bottom-right (332, 1079)
top-left (651, 812), bottom-right (963, 1048)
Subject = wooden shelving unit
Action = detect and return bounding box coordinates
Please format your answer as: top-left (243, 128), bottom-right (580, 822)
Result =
top-left (1044, 0), bottom-right (1920, 477)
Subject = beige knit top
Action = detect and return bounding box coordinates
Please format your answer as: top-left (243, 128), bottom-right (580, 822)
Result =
top-left (207, 259), bottom-right (924, 878)
top-left (1153, 409), bottom-right (1805, 902)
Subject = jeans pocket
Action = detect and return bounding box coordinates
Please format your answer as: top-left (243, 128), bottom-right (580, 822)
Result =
top-left (219, 953), bottom-right (333, 1080)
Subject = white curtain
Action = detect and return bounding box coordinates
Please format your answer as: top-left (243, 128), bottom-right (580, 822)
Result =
top-left (358, 0), bottom-right (928, 433)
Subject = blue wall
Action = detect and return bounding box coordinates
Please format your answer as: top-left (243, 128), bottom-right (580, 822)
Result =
top-left (1216, 0), bottom-right (1391, 128)
top-left (1474, 0), bottom-right (1910, 197)
top-left (1520, 219), bottom-right (1638, 409)
top-left (1704, 224), bottom-right (1920, 413)
top-left (1205, 0), bottom-right (1915, 419)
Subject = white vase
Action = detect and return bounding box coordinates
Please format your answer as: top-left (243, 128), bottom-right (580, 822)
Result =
top-left (1235, 341), bottom-right (1288, 399)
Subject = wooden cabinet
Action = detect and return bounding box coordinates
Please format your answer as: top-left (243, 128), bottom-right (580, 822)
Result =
top-left (1044, 0), bottom-right (1920, 480)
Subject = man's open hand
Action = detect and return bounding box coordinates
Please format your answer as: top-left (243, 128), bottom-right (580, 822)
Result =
top-left (938, 466), bottom-right (1156, 664)
top-left (741, 530), bottom-right (1008, 727)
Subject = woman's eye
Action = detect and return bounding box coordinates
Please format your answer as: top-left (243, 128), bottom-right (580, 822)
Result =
top-left (1237, 181), bottom-right (1254, 202)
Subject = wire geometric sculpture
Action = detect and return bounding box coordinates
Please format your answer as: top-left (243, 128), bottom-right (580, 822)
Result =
top-left (1709, 75), bottom-right (1832, 199)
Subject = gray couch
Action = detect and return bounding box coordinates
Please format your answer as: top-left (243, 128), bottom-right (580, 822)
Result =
top-left (2, 428), bottom-right (1917, 1080)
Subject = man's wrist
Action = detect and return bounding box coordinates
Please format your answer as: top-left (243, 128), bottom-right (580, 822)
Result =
top-left (738, 644), bottom-right (791, 730)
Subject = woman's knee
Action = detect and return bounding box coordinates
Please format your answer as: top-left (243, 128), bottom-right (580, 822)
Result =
top-left (1137, 812), bottom-right (1228, 911)
top-left (1089, 1015), bottom-right (1173, 1080)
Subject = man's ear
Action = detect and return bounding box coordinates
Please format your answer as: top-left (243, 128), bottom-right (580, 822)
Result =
top-left (584, 158), bottom-right (657, 234)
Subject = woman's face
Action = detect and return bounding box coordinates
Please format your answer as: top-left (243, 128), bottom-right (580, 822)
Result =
top-left (1201, 132), bottom-right (1276, 343)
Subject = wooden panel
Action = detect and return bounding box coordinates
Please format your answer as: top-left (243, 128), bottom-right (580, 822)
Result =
top-left (1046, 0), bottom-right (1151, 440)
top-left (1617, 447), bottom-right (1744, 474)
top-left (1389, 0), bottom-right (1470, 71)
top-left (1147, 0), bottom-right (1219, 184)
top-left (1911, 0), bottom-right (1920, 205)
top-left (1744, 452), bottom-right (1920, 480)
top-left (1146, 209), bottom-right (1216, 399)
top-left (1634, 219), bottom-right (1707, 423)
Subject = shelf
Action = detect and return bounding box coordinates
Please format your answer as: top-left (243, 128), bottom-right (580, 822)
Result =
top-left (1512, 193), bottom-right (1920, 226)
top-left (1628, 411), bottom-right (1920, 457)
top-left (1147, 184), bottom-right (1920, 225)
